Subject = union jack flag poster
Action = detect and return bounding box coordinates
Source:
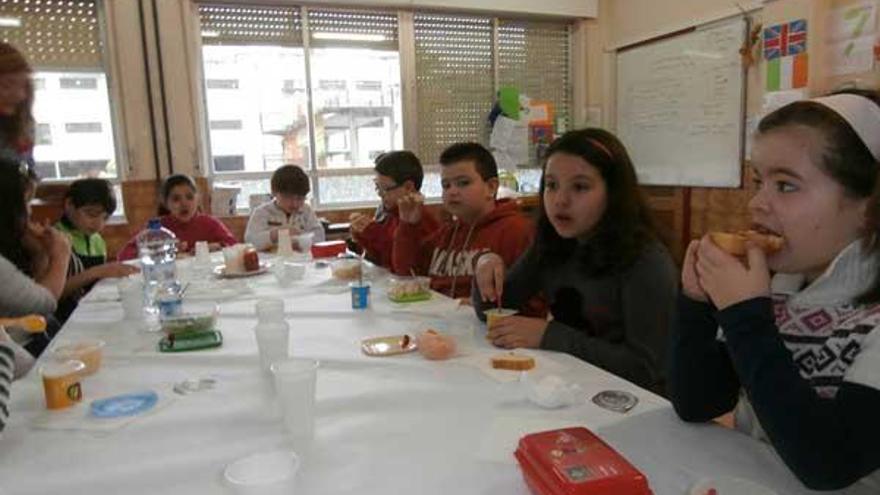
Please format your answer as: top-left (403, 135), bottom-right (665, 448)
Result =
top-left (763, 19), bottom-right (807, 60)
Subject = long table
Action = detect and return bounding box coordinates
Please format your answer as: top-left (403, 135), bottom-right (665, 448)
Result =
top-left (0, 256), bottom-right (874, 494)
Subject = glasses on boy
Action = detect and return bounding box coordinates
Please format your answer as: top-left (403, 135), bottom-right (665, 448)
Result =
top-left (374, 181), bottom-right (403, 194)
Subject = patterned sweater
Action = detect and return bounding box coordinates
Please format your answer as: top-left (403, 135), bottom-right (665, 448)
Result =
top-left (669, 241), bottom-right (880, 490)
top-left (0, 342), bottom-right (14, 434)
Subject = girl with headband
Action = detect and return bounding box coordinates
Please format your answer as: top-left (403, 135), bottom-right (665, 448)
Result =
top-left (670, 90), bottom-right (880, 489)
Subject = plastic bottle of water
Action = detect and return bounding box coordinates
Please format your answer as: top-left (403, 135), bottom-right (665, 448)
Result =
top-left (137, 218), bottom-right (178, 313)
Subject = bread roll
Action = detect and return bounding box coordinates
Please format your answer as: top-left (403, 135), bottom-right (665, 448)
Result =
top-left (490, 353), bottom-right (535, 371)
top-left (709, 230), bottom-right (783, 256)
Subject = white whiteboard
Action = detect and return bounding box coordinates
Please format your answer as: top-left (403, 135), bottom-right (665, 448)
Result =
top-left (615, 18), bottom-right (746, 187)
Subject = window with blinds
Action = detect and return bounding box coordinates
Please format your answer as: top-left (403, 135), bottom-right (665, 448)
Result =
top-left (198, 4), bottom-right (572, 208)
top-left (199, 4), bottom-right (402, 209)
top-left (413, 14), bottom-right (571, 175)
top-left (0, 0), bottom-right (119, 182)
top-left (498, 19), bottom-right (571, 133)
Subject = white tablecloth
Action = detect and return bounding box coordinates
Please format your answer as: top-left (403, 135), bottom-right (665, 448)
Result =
top-left (0, 257), bottom-right (875, 495)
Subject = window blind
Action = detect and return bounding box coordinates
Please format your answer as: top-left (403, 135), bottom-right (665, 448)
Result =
top-left (199, 4), bottom-right (302, 47)
top-left (307, 8), bottom-right (397, 51)
top-left (413, 13), bottom-right (493, 165)
top-left (0, 0), bottom-right (104, 69)
top-left (498, 19), bottom-right (571, 132)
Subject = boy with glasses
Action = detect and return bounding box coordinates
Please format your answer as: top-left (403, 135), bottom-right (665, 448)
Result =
top-left (351, 151), bottom-right (439, 268)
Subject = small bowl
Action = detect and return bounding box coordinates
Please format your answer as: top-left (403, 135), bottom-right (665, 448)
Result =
top-left (51, 339), bottom-right (105, 376)
top-left (387, 275), bottom-right (432, 303)
top-left (159, 303), bottom-right (218, 335)
top-left (331, 258), bottom-right (363, 281)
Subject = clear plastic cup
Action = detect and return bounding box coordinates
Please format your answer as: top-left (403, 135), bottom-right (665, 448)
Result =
top-left (224, 449), bottom-right (300, 495)
top-left (118, 278), bottom-right (145, 321)
top-left (194, 241), bottom-right (210, 263)
top-left (276, 229), bottom-right (295, 258)
top-left (273, 261), bottom-right (306, 288)
top-left (294, 232), bottom-right (314, 254)
top-left (50, 339), bottom-right (105, 376)
top-left (270, 358), bottom-right (319, 446)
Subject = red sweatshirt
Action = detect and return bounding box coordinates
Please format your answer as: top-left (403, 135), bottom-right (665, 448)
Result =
top-left (117, 214), bottom-right (237, 261)
top-left (353, 205), bottom-right (440, 269)
top-left (392, 199), bottom-right (533, 299)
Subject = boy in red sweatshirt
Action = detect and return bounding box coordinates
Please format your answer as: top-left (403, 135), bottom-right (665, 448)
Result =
top-left (393, 142), bottom-right (533, 299)
top-left (351, 151), bottom-right (439, 268)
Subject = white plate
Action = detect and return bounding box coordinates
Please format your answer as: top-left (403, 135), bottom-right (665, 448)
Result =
top-left (361, 335), bottom-right (417, 356)
top-left (690, 477), bottom-right (777, 495)
top-left (213, 262), bottom-right (270, 279)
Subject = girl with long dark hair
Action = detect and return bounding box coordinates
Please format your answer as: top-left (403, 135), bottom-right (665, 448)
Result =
top-left (473, 128), bottom-right (677, 393)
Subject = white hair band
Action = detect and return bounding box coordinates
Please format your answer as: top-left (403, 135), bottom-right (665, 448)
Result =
top-left (811, 93), bottom-right (880, 162)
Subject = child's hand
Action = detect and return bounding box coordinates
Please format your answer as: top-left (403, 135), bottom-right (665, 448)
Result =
top-left (177, 240), bottom-right (190, 253)
top-left (349, 213), bottom-right (371, 234)
top-left (681, 240), bottom-right (709, 302)
top-left (29, 222), bottom-right (70, 261)
top-left (397, 192), bottom-right (424, 224)
top-left (475, 253), bottom-right (505, 303)
top-left (696, 236), bottom-right (770, 310)
top-left (95, 262), bottom-right (140, 279)
top-left (487, 316), bottom-right (547, 349)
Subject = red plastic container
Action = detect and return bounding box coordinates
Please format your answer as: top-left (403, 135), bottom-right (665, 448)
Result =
top-left (514, 427), bottom-right (652, 495)
top-left (311, 240), bottom-right (346, 258)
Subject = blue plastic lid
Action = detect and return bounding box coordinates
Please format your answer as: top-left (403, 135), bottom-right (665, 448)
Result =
top-left (147, 218), bottom-right (162, 230)
top-left (90, 390), bottom-right (158, 418)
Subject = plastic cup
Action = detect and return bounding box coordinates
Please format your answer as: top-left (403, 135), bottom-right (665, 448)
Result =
top-left (276, 229), bottom-right (294, 259)
top-left (194, 241), bottom-right (210, 263)
top-left (40, 360), bottom-right (85, 410)
top-left (255, 299), bottom-right (289, 373)
top-left (273, 261), bottom-right (306, 288)
top-left (349, 282), bottom-right (370, 310)
top-left (271, 359), bottom-right (319, 446)
top-left (224, 449), bottom-right (300, 495)
top-left (119, 278), bottom-right (145, 321)
top-left (485, 308), bottom-right (518, 329)
top-left (50, 339), bottom-right (105, 376)
top-left (223, 245), bottom-right (246, 274)
top-left (294, 232), bottom-right (314, 254)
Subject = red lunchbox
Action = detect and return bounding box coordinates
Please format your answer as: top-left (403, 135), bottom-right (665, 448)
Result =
top-left (311, 240), bottom-right (347, 258)
top-left (514, 427), bottom-right (652, 495)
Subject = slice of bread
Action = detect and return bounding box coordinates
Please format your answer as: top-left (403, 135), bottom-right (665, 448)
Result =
top-left (709, 230), bottom-right (783, 256)
top-left (490, 353), bottom-right (535, 371)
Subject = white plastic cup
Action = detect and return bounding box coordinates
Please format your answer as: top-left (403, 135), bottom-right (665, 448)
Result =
top-left (273, 261), bottom-right (306, 288)
top-left (223, 245), bottom-right (246, 274)
top-left (194, 241), bottom-right (211, 264)
top-left (294, 232), bottom-right (314, 254)
top-left (255, 300), bottom-right (289, 373)
top-left (119, 278), bottom-right (145, 321)
top-left (270, 358), bottom-right (319, 446)
top-left (277, 229), bottom-right (295, 259)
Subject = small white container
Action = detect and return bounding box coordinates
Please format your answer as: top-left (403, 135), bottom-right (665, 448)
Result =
top-left (224, 449), bottom-right (300, 495)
